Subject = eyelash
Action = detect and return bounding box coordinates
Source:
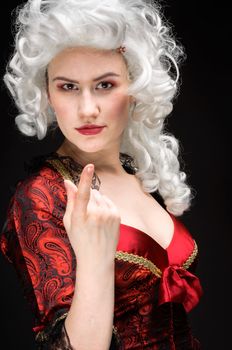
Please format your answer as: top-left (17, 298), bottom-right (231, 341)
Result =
top-left (60, 81), bottom-right (114, 91)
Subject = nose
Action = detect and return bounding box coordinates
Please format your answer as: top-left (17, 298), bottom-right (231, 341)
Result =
top-left (77, 90), bottom-right (100, 120)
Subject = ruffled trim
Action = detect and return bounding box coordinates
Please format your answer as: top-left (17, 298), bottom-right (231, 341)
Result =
top-left (35, 313), bottom-right (121, 350)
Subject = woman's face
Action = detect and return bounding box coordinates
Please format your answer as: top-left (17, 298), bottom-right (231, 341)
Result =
top-left (47, 47), bottom-right (132, 154)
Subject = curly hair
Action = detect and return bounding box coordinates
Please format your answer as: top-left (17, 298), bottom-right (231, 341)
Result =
top-left (4, 0), bottom-right (192, 216)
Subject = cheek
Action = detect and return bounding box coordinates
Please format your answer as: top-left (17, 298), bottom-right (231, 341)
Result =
top-left (54, 103), bottom-right (70, 118)
top-left (108, 93), bottom-right (130, 119)
top-left (49, 93), bottom-right (74, 121)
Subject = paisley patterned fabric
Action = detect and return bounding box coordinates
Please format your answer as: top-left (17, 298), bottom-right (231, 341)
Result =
top-left (0, 152), bottom-right (203, 349)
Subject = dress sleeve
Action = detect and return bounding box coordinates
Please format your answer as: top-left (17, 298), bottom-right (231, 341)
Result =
top-left (0, 169), bottom-right (119, 349)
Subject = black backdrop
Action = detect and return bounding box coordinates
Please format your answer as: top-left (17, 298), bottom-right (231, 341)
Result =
top-left (0, 1), bottom-right (230, 349)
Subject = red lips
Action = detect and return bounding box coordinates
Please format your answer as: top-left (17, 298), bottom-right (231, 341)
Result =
top-left (76, 125), bottom-right (105, 135)
top-left (77, 124), bottom-right (105, 130)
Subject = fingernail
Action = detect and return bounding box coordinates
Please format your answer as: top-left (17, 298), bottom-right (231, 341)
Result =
top-left (87, 165), bottom-right (94, 173)
top-left (64, 179), bottom-right (69, 189)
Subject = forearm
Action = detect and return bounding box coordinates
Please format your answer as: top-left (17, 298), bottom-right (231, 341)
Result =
top-left (65, 262), bottom-right (115, 350)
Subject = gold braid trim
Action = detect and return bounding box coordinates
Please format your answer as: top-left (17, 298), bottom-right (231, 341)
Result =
top-left (115, 251), bottom-right (162, 278)
top-left (182, 240), bottom-right (198, 270)
top-left (46, 159), bottom-right (74, 182)
top-left (35, 312), bottom-right (68, 342)
top-left (115, 240), bottom-right (198, 277)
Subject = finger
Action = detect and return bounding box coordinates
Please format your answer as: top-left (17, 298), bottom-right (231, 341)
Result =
top-left (87, 188), bottom-right (99, 212)
top-left (63, 179), bottom-right (77, 229)
top-left (101, 195), bottom-right (120, 214)
top-left (73, 164), bottom-right (94, 218)
top-left (91, 189), bottom-right (104, 206)
top-left (91, 190), bottom-right (119, 213)
top-left (100, 195), bottom-right (115, 208)
top-left (64, 179), bottom-right (77, 212)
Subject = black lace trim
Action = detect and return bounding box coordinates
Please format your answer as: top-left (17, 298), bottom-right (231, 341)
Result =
top-left (26, 152), bottom-right (137, 173)
top-left (24, 151), bottom-right (138, 190)
top-left (36, 317), bottom-right (73, 350)
top-left (35, 315), bottom-right (121, 350)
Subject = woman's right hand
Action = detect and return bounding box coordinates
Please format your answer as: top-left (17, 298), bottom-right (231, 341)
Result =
top-left (63, 164), bottom-right (121, 268)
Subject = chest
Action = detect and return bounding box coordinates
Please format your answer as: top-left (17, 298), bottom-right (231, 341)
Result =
top-left (99, 176), bottom-right (174, 249)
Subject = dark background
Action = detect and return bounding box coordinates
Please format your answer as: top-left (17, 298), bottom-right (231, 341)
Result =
top-left (0, 1), bottom-right (230, 349)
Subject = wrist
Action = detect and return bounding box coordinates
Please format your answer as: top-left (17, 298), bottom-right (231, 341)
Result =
top-left (76, 259), bottom-right (115, 278)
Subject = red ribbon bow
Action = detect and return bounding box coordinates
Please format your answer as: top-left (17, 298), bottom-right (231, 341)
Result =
top-left (158, 265), bottom-right (203, 312)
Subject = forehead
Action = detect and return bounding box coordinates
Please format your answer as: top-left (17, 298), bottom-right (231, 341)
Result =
top-left (48, 46), bottom-right (128, 78)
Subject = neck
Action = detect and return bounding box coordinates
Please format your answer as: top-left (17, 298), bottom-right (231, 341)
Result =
top-left (57, 139), bottom-right (127, 176)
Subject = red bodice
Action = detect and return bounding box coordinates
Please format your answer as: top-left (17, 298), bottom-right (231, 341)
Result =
top-left (0, 154), bottom-right (203, 349)
top-left (114, 220), bottom-right (202, 349)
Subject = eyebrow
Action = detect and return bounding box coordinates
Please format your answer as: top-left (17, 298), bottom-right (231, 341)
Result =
top-left (52, 72), bottom-right (121, 83)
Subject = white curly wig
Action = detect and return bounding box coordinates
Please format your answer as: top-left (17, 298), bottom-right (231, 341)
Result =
top-left (4, 0), bottom-right (192, 216)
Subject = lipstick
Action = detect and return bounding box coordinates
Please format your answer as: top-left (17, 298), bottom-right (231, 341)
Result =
top-left (76, 126), bottom-right (105, 135)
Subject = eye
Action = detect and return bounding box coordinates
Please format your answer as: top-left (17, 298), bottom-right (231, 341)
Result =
top-left (96, 81), bottom-right (113, 90)
top-left (61, 83), bottom-right (79, 91)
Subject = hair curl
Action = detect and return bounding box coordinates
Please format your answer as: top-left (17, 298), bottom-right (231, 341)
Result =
top-left (4, 0), bottom-right (192, 216)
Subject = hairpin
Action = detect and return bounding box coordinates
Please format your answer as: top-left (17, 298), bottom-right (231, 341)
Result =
top-left (116, 46), bottom-right (126, 53)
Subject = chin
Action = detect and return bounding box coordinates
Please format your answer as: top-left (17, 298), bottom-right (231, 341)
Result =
top-left (73, 143), bottom-right (106, 154)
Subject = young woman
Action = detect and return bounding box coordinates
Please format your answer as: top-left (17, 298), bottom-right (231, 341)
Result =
top-left (0, 0), bottom-right (203, 349)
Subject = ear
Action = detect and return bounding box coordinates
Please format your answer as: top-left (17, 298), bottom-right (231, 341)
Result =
top-left (129, 95), bottom-right (136, 104)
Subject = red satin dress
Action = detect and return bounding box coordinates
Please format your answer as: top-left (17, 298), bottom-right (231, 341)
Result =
top-left (0, 153), bottom-right (203, 349)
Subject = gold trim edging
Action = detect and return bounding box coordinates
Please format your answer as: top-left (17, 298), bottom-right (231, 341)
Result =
top-left (115, 251), bottom-right (162, 277)
top-left (182, 240), bottom-right (198, 270)
top-left (115, 239), bottom-right (198, 277)
top-left (46, 159), bottom-right (73, 181)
